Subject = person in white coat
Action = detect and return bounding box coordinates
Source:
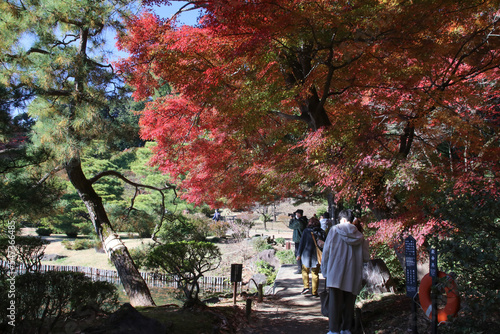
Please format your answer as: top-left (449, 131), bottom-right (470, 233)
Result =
top-left (321, 209), bottom-right (370, 334)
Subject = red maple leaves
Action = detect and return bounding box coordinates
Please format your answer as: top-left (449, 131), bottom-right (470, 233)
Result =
top-left (118, 0), bottom-right (500, 245)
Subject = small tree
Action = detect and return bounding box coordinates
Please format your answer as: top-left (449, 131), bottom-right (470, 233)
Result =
top-left (0, 236), bottom-right (49, 272)
top-left (147, 241), bottom-right (221, 307)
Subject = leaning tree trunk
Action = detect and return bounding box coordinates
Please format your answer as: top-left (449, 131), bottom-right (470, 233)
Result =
top-left (65, 158), bottom-right (156, 307)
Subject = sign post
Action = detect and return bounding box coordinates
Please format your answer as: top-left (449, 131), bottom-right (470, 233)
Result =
top-left (405, 236), bottom-right (418, 333)
top-left (231, 263), bottom-right (243, 305)
top-left (430, 249), bottom-right (438, 334)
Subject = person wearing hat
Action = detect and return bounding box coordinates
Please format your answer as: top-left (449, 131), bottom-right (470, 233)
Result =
top-left (288, 209), bottom-right (308, 274)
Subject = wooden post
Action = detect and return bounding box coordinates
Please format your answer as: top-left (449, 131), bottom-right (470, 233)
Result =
top-left (257, 283), bottom-right (263, 303)
top-left (246, 298), bottom-right (252, 319)
top-left (233, 282), bottom-right (238, 305)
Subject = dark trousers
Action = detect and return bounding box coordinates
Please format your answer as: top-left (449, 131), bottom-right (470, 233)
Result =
top-left (328, 287), bottom-right (356, 333)
top-left (294, 242), bottom-right (302, 271)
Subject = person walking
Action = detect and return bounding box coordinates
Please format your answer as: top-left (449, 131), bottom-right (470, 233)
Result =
top-left (296, 216), bottom-right (326, 296)
top-left (288, 209), bottom-right (308, 274)
top-left (212, 209), bottom-right (221, 221)
top-left (321, 209), bottom-right (370, 334)
top-left (320, 211), bottom-right (333, 233)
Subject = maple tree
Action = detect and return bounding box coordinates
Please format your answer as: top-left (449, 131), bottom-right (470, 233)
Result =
top-left (119, 0), bottom-right (500, 248)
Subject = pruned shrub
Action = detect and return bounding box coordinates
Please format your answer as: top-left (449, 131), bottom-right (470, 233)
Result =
top-left (61, 238), bottom-right (97, 251)
top-left (0, 236), bottom-right (49, 272)
top-left (146, 241), bottom-right (221, 307)
top-left (35, 227), bottom-right (53, 236)
top-left (158, 213), bottom-right (210, 242)
top-left (0, 271), bottom-right (118, 333)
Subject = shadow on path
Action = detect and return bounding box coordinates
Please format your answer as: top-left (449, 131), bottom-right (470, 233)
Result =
top-left (240, 265), bottom-right (328, 334)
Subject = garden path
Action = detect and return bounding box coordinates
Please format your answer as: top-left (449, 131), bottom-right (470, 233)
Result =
top-left (240, 264), bottom-right (329, 334)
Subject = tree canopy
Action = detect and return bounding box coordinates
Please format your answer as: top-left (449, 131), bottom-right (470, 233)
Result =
top-left (119, 0), bottom-right (500, 246)
top-left (0, 0), bottom-right (161, 306)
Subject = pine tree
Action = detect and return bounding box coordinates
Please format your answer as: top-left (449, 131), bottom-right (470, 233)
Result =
top-left (0, 0), bottom-right (159, 306)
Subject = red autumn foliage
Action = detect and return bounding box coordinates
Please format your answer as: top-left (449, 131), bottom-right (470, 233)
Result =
top-left (117, 0), bottom-right (500, 247)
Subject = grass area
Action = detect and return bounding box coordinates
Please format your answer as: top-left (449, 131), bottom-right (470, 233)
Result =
top-left (22, 228), bottom-right (154, 270)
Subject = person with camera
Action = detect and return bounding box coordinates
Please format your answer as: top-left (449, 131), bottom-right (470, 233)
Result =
top-left (288, 209), bottom-right (308, 274)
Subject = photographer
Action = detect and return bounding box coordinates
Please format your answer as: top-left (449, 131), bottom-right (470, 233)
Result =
top-left (288, 209), bottom-right (308, 274)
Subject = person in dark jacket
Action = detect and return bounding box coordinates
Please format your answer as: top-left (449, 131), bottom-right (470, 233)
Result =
top-left (288, 209), bottom-right (308, 274)
top-left (296, 216), bottom-right (326, 296)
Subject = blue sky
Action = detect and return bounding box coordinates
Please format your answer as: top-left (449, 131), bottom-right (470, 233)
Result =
top-left (153, 2), bottom-right (201, 25)
top-left (108, 2), bottom-right (201, 61)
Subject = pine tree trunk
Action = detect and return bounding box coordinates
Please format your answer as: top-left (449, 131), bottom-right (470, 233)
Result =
top-left (65, 158), bottom-right (156, 307)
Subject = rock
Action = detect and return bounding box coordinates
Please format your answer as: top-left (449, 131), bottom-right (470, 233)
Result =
top-left (82, 303), bottom-right (167, 334)
top-left (248, 273), bottom-right (267, 290)
top-left (362, 259), bottom-right (396, 294)
top-left (203, 296), bottom-right (220, 304)
top-left (256, 249), bottom-right (280, 269)
top-left (42, 254), bottom-right (67, 261)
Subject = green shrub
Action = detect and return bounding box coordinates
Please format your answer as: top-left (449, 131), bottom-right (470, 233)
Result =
top-left (0, 271), bottom-right (118, 333)
top-left (158, 213), bottom-right (209, 242)
top-left (61, 239), bottom-right (96, 250)
top-left (128, 245), bottom-right (151, 270)
top-left (428, 189), bottom-right (500, 333)
top-left (275, 237), bottom-right (286, 247)
top-left (252, 236), bottom-right (273, 252)
top-left (0, 236), bottom-right (49, 272)
top-left (256, 260), bottom-right (277, 285)
top-left (276, 249), bottom-right (296, 264)
top-left (146, 241), bottom-right (222, 307)
top-left (35, 227), bottom-right (53, 236)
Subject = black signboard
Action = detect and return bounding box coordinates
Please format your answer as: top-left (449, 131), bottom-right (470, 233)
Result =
top-left (405, 235), bottom-right (418, 297)
top-left (231, 263), bottom-right (243, 282)
top-left (429, 248), bottom-right (438, 277)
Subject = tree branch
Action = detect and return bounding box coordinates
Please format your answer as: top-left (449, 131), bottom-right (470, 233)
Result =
top-left (89, 170), bottom-right (174, 192)
top-left (269, 110), bottom-right (304, 122)
top-left (35, 165), bottom-right (63, 187)
top-left (89, 170), bottom-right (177, 240)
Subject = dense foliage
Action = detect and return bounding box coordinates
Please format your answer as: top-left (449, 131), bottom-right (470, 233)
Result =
top-left (118, 0), bottom-right (500, 252)
top-left (428, 190), bottom-right (500, 332)
top-left (0, 236), bottom-right (49, 272)
top-left (0, 271), bottom-right (118, 334)
top-left (0, 0), bottom-right (160, 306)
top-left (146, 241), bottom-right (222, 306)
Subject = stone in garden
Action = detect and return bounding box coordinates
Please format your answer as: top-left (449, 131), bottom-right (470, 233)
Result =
top-left (257, 249), bottom-right (280, 269)
top-left (82, 303), bottom-right (167, 334)
top-left (248, 273), bottom-right (267, 290)
top-left (362, 259), bottom-right (396, 294)
top-left (42, 254), bottom-right (67, 261)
